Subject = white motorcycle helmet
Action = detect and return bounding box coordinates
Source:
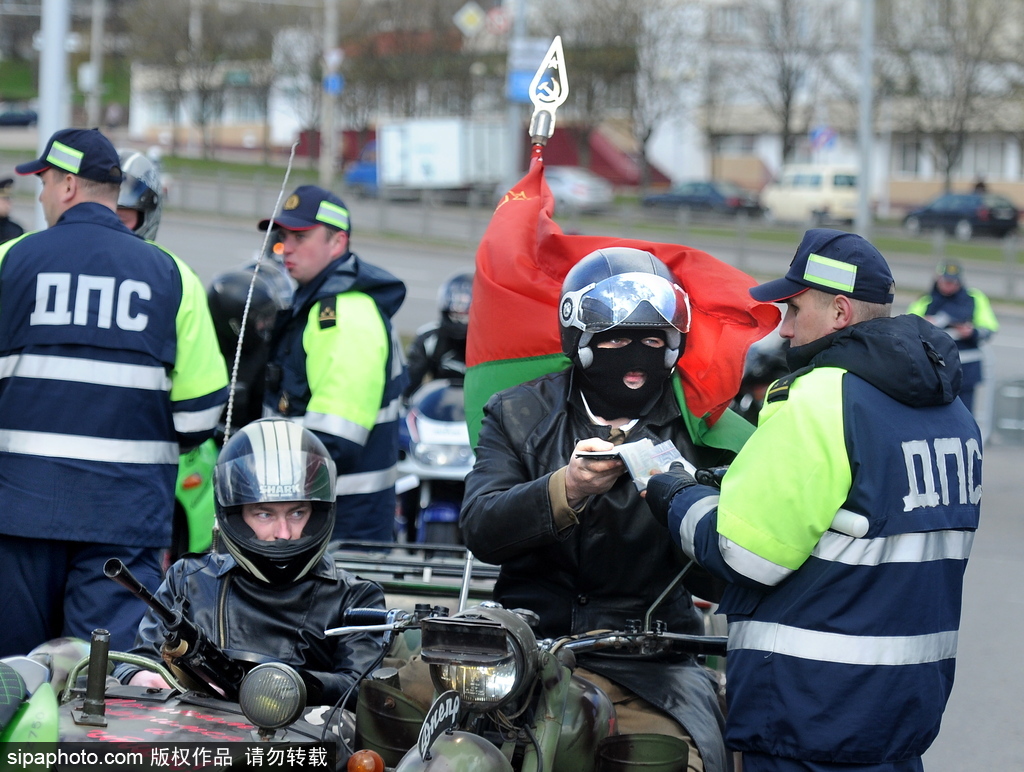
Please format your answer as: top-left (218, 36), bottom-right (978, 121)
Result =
top-left (214, 419), bottom-right (336, 584)
top-left (117, 149), bottom-right (163, 241)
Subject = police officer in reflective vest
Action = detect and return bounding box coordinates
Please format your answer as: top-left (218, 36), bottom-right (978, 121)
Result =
top-left (908, 261), bottom-right (998, 415)
top-left (0, 128), bottom-right (228, 655)
top-left (646, 229), bottom-right (982, 772)
top-left (260, 185), bottom-right (407, 542)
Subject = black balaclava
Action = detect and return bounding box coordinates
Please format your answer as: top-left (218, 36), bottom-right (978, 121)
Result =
top-left (577, 328), bottom-right (675, 420)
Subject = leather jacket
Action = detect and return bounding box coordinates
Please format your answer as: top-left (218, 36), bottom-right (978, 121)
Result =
top-left (114, 552), bottom-right (385, 707)
top-left (461, 369), bottom-right (736, 772)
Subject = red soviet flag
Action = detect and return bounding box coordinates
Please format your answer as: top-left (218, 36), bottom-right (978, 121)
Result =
top-left (465, 152), bottom-right (781, 446)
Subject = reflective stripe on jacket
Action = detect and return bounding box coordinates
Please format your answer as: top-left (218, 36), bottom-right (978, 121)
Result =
top-left (0, 203), bottom-right (228, 546)
top-left (665, 324), bottom-right (981, 764)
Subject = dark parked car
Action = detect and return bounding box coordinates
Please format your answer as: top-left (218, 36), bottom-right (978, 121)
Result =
top-left (903, 192), bottom-right (1019, 240)
top-left (641, 180), bottom-right (763, 217)
top-left (0, 108), bottom-right (37, 127)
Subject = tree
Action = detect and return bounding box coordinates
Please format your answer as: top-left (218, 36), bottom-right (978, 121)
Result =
top-left (727, 0), bottom-right (834, 164)
top-left (124, 0), bottom-right (191, 155)
top-left (126, 0), bottom-right (290, 159)
top-left (877, 0), bottom-right (1006, 191)
top-left (339, 0), bottom-right (477, 120)
top-left (629, 0), bottom-right (695, 192)
top-left (540, 0), bottom-right (641, 172)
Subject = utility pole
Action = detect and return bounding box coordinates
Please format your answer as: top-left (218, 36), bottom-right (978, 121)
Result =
top-left (319, 0), bottom-right (339, 189)
top-left (855, 0), bottom-right (874, 240)
top-left (86, 0), bottom-right (106, 127)
top-left (506, 0), bottom-right (527, 175)
top-left (38, 0), bottom-right (70, 228)
top-left (187, 0), bottom-right (203, 155)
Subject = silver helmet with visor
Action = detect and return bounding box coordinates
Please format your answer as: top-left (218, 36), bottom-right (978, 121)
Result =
top-left (116, 149), bottom-right (163, 241)
top-left (214, 418), bottom-right (336, 584)
top-left (559, 247), bottom-right (691, 369)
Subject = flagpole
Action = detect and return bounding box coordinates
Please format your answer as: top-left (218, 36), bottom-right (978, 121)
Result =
top-left (528, 36), bottom-right (568, 162)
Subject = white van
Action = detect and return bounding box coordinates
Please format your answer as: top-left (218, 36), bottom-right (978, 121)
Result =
top-left (761, 164), bottom-right (858, 224)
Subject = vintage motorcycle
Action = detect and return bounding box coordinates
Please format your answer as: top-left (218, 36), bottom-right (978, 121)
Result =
top-left (0, 558), bottom-right (351, 769)
top-left (329, 552), bottom-right (727, 772)
top-left (396, 379), bottom-right (475, 545)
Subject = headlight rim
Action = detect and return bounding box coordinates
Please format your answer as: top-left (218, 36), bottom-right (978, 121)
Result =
top-left (238, 662), bottom-right (308, 730)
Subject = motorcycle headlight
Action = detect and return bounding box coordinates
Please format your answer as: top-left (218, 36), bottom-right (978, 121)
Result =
top-left (238, 663), bottom-right (307, 730)
top-left (421, 606), bottom-right (537, 712)
top-left (411, 442), bottom-right (475, 467)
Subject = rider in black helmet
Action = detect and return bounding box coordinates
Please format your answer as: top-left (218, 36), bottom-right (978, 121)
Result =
top-left (403, 271), bottom-right (473, 399)
top-left (115, 149), bottom-right (163, 241)
top-left (206, 265), bottom-right (292, 428)
top-left (461, 247), bottom-right (734, 772)
top-left (116, 418), bottom-right (386, 706)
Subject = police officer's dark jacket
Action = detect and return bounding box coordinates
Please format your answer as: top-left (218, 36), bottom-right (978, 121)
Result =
top-left (0, 216), bottom-right (24, 245)
top-left (663, 315), bottom-right (981, 764)
top-left (461, 369), bottom-right (735, 772)
top-left (0, 203), bottom-right (227, 546)
top-left (264, 250), bottom-right (408, 540)
top-left (115, 551), bottom-right (385, 706)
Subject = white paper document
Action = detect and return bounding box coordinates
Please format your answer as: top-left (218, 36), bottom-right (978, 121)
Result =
top-left (578, 438), bottom-right (696, 491)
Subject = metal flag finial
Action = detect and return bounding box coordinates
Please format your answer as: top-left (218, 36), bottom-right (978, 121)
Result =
top-left (528, 36), bottom-right (568, 145)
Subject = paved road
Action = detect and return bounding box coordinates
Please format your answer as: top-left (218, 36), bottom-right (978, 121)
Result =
top-left (922, 441), bottom-right (1024, 772)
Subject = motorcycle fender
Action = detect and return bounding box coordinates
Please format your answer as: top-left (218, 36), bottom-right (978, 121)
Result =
top-left (554, 674), bottom-right (616, 772)
top-left (0, 682), bottom-right (60, 743)
top-left (595, 733), bottom-right (694, 772)
top-left (355, 678), bottom-right (429, 768)
top-left (393, 730), bottom-right (513, 772)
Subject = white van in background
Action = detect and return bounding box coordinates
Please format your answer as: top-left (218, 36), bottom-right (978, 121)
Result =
top-left (761, 164), bottom-right (858, 225)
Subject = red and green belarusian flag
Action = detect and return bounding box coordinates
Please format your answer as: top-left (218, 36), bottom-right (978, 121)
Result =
top-left (465, 151), bottom-right (781, 449)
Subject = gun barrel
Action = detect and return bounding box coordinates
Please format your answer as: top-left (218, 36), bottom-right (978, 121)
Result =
top-left (103, 558), bottom-right (177, 626)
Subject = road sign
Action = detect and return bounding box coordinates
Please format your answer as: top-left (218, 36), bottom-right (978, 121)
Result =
top-left (325, 48), bottom-right (345, 73)
top-left (324, 73), bottom-right (345, 95)
top-left (453, 1), bottom-right (485, 37)
top-left (485, 7), bottom-right (510, 35)
top-left (506, 37), bottom-right (551, 104)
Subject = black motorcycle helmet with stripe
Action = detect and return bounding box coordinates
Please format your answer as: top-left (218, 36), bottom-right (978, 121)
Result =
top-left (558, 247), bottom-right (691, 371)
top-left (214, 419), bottom-right (336, 584)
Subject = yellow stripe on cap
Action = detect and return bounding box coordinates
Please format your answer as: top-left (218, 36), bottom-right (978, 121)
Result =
top-left (46, 141), bottom-right (84, 175)
top-left (804, 252), bottom-right (857, 293)
top-left (316, 200), bottom-right (350, 230)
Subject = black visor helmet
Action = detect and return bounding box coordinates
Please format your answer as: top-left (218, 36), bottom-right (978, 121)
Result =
top-left (437, 271), bottom-right (474, 339)
top-left (558, 247), bottom-right (691, 369)
top-left (116, 149), bottom-right (163, 241)
top-left (207, 266), bottom-right (292, 361)
top-left (214, 419), bottom-right (336, 584)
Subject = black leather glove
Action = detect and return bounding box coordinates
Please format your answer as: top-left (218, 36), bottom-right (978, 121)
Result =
top-left (645, 462), bottom-right (698, 527)
top-left (695, 465), bottom-right (729, 489)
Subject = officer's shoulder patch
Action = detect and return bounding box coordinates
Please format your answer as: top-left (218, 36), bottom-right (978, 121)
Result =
top-left (765, 366), bottom-right (814, 404)
top-left (318, 296), bottom-right (337, 329)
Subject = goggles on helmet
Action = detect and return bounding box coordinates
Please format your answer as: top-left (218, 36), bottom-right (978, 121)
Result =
top-left (215, 449), bottom-right (335, 508)
top-left (559, 272), bottom-right (691, 335)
